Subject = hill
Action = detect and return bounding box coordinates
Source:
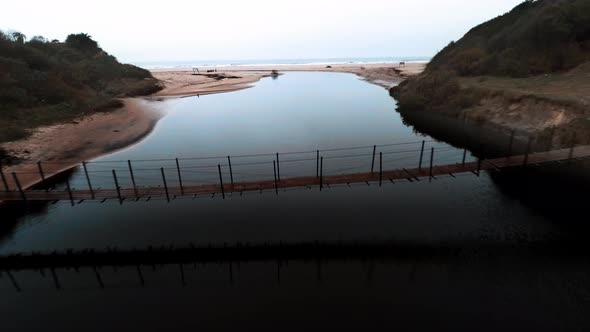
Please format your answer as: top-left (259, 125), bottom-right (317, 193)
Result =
top-left (0, 31), bottom-right (161, 148)
top-left (391, 0), bottom-right (590, 147)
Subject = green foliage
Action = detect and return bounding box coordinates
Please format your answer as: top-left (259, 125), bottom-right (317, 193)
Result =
top-left (0, 30), bottom-right (161, 143)
top-left (392, 71), bottom-right (483, 112)
top-left (427, 0), bottom-right (590, 77)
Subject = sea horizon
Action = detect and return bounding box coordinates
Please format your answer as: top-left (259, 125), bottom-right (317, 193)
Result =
top-left (132, 56), bottom-right (431, 69)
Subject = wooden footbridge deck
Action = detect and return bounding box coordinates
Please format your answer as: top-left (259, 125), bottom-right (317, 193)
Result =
top-left (2, 141), bottom-right (589, 204)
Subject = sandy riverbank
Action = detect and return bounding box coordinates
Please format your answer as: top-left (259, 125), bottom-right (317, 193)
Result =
top-left (152, 62), bottom-right (426, 97)
top-left (1, 99), bottom-right (163, 190)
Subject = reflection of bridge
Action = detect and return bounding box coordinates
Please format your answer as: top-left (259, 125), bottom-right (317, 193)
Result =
top-left (1, 138), bottom-right (589, 204)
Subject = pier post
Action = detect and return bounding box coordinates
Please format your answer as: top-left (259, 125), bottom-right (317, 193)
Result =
top-left (523, 137), bottom-right (532, 166)
top-left (462, 148), bottom-right (467, 167)
top-left (273, 160), bottom-right (279, 195)
top-left (418, 141), bottom-right (425, 171)
top-left (276, 153), bottom-right (281, 182)
top-left (379, 152), bottom-right (383, 187)
top-left (0, 161), bottom-right (9, 192)
top-left (128, 160), bottom-right (139, 198)
top-left (316, 150), bottom-right (320, 178)
top-left (37, 161), bottom-right (46, 185)
top-left (507, 129), bottom-right (515, 157)
top-left (12, 173), bottom-right (26, 203)
top-left (227, 156), bottom-right (234, 188)
top-left (112, 170), bottom-right (123, 205)
top-left (82, 161), bottom-right (95, 199)
top-left (65, 178), bottom-right (74, 206)
top-left (429, 148), bottom-right (434, 182)
top-left (319, 156), bottom-right (324, 191)
top-left (371, 145), bottom-right (376, 174)
top-left (161, 167), bottom-right (170, 203)
top-left (176, 158), bottom-right (184, 196)
top-left (218, 164), bottom-right (225, 199)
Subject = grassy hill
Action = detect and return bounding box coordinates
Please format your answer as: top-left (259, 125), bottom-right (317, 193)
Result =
top-left (392, 0), bottom-right (590, 109)
top-left (0, 31), bottom-right (161, 147)
top-left (390, 0), bottom-right (590, 146)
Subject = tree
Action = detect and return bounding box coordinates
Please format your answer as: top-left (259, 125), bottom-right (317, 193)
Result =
top-left (30, 35), bottom-right (48, 43)
top-left (65, 33), bottom-right (99, 51)
top-left (11, 32), bottom-right (26, 44)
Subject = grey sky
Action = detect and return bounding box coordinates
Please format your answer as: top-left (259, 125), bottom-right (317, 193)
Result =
top-left (1, 0), bottom-right (524, 63)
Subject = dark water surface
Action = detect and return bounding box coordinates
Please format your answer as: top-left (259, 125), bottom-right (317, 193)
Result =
top-left (1, 72), bottom-right (589, 330)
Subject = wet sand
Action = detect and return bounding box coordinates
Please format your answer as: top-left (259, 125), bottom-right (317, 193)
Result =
top-left (1, 99), bottom-right (163, 190)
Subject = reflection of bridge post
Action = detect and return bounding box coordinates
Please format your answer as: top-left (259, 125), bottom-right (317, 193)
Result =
top-left (93, 266), bottom-right (104, 289)
top-left (179, 263), bottom-right (186, 286)
top-left (50, 268), bottom-right (61, 290)
top-left (137, 265), bottom-right (145, 287)
top-left (523, 137), bottom-right (532, 166)
top-left (65, 178), bottom-right (74, 206)
top-left (569, 132), bottom-right (577, 162)
top-left (6, 270), bottom-right (21, 292)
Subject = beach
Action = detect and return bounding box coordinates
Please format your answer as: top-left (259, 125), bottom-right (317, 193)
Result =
top-left (152, 62), bottom-right (426, 97)
top-left (1, 62), bottom-right (425, 191)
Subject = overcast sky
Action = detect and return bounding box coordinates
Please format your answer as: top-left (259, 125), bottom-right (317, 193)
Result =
top-left (1, 0), bottom-right (524, 63)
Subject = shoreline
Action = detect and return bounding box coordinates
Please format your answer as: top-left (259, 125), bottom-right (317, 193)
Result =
top-left (1, 98), bottom-right (163, 191)
top-left (152, 62), bottom-right (425, 97)
top-left (0, 62), bottom-right (425, 192)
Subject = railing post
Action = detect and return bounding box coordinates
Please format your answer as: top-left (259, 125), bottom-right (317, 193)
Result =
top-left (128, 160), bottom-right (139, 198)
top-left (507, 129), bottom-right (515, 157)
top-left (418, 141), bottom-right (425, 171)
top-left (82, 161), bottom-right (95, 199)
top-left (523, 137), bottom-right (532, 166)
top-left (0, 160), bottom-right (9, 192)
top-left (276, 153), bottom-right (281, 182)
top-left (316, 150), bottom-right (319, 178)
top-left (65, 178), bottom-right (74, 206)
top-left (273, 160), bottom-right (279, 195)
top-left (217, 164), bottom-right (225, 199)
top-left (429, 148), bottom-right (434, 182)
top-left (319, 156), bottom-right (324, 191)
top-left (176, 158), bottom-right (184, 196)
top-left (568, 132), bottom-right (577, 161)
top-left (379, 152), bottom-right (383, 187)
top-left (227, 156), bottom-right (234, 188)
top-left (112, 169), bottom-right (122, 205)
top-left (462, 148), bottom-right (467, 167)
top-left (37, 161), bottom-right (46, 185)
top-left (12, 172), bottom-right (26, 203)
top-left (371, 145), bottom-right (376, 174)
top-left (161, 167), bottom-right (170, 203)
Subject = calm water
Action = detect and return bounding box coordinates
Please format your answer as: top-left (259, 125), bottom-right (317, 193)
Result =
top-left (1, 72), bottom-right (589, 331)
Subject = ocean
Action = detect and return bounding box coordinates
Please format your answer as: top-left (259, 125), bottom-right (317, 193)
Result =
top-left (132, 56), bottom-right (431, 69)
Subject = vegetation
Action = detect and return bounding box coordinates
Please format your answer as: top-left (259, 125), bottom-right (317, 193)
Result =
top-left (0, 31), bottom-right (161, 143)
top-left (392, 0), bottom-right (590, 112)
